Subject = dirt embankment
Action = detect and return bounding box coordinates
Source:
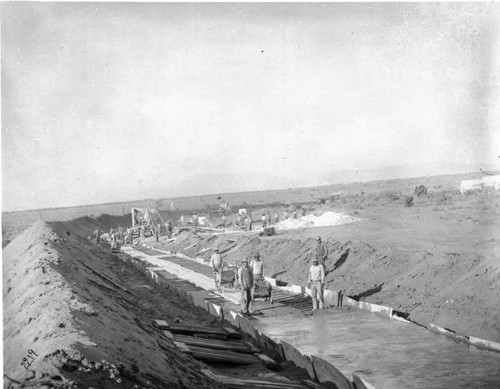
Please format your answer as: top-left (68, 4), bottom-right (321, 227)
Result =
top-left (3, 221), bottom-right (223, 388)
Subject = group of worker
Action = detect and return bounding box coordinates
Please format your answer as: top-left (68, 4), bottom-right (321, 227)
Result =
top-left (210, 249), bottom-right (265, 314)
top-left (235, 212), bottom-right (253, 231)
top-left (230, 208), bottom-right (312, 231)
top-left (209, 235), bottom-right (329, 313)
top-left (94, 220), bottom-right (174, 247)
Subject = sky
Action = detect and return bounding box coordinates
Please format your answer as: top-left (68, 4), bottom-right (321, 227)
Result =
top-left (2, 2), bottom-right (500, 211)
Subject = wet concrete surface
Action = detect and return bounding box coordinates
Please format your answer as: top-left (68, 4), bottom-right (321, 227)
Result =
top-left (255, 309), bottom-right (500, 389)
top-left (124, 245), bottom-right (500, 388)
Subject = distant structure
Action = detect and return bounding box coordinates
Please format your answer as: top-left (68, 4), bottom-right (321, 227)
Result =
top-left (460, 176), bottom-right (500, 194)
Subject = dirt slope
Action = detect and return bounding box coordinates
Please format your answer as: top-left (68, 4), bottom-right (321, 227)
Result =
top-left (3, 221), bottom-right (221, 388)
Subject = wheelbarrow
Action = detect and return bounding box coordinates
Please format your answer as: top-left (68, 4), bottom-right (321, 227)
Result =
top-left (252, 279), bottom-right (273, 304)
top-left (220, 266), bottom-right (237, 289)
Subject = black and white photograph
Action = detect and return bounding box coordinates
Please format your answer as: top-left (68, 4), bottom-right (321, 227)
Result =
top-left (2, 2), bottom-right (500, 388)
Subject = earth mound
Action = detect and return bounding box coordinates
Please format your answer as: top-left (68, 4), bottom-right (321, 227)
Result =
top-left (3, 221), bottom-right (220, 388)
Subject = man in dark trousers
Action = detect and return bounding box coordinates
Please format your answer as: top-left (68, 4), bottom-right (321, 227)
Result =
top-left (238, 259), bottom-right (254, 314)
top-left (316, 236), bottom-right (328, 270)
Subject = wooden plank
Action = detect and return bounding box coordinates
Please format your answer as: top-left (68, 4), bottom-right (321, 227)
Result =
top-left (193, 333), bottom-right (232, 341)
top-left (223, 327), bottom-right (240, 337)
top-left (155, 320), bottom-right (231, 336)
top-left (214, 375), bottom-right (307, 388)
top-left (173, 341), bottom-right (192, 353)
top-left (188, 346), bottom-right (260, 365)
top-left (173, 334), bottom-right (252, 353)
top-left (302, 380), bottom-right (324, 389)
top-left (162, 330), bottom-right (174, 340)
top-left (256, 353), bottom-right (279, 369)
top-left (155, 319), bottom-right (168, 328)
top-left (245, 341), bottom-right (260, 353)
top-left (188, 345), bottom-right (257, 360)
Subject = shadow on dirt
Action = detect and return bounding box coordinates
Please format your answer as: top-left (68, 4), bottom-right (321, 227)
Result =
top-left (352, 282), bottom-right (385, 300)
top-left (333, 248), bottom-right (350, 270)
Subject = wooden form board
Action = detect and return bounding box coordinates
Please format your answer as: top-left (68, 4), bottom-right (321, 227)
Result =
top-left (213, 375), bottom-right (309, 388)
top-left (178, 343), bottom-right (260, 365)
top-left (155, 319), bottom-right (240, 338)
top-left (171, 333), bottom-right (252, 354)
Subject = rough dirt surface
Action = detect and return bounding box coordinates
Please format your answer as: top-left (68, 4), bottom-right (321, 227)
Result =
top-left (3, 221), bottom-right (315, 388)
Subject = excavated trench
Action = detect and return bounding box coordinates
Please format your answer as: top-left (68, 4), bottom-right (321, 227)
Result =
top-left (122, 242), bottom-right (500, 389)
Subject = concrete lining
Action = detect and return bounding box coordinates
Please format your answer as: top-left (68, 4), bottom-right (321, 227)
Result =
top-left (469, 336), bottom-right (500, 353)
top-left (353, 374), bottom-right (377, 389)
top-left (222, 306), bottom-right (241, 328)
top-left (344, 298), bottom-right (393, 318)
top-left (256, 331), bottom-right (285, 362)
top-left (282, 341), bottom-right (317, 381)
top-left (429, 323), bottom-right (500, 352)
top-left (207, 301), bottom-right (224, 319)
top-left (238, 315), bottom-right (259, 340)
top-left (311, 355), bottom-right (352, 389)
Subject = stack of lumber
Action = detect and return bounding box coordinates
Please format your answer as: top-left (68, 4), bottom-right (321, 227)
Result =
top-left (202, 369), bottom-right (320, 389)
top-left (155, 319), bottom-right (277, 367)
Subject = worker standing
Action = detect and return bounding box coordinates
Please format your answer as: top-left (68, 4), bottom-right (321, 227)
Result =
top-left (94, 228), bottom-right (101, 243)
top-left (247, 214), bottom-right (253, 231)
top-left (209, 248), bottom-right (224, 291)
top-left (166, 221), bottom-right (173, 239)
top-left (315, 236), bottom-right (329, 270)
top-left (308, 258), bottom-right (325, 311)
top-left (250, 253), bottom-right (264, 281)
top-left (238, 259), bottom-right (254, 314)
top-left (261, 213), bottom-right (266, 228)
top-left (274, 211), bottom-right (279, 224)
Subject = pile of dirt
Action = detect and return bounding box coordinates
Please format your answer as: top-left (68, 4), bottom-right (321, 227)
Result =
top-left (3, 221), bottom-right (223, 388)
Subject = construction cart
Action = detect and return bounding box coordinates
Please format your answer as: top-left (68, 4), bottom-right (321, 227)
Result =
top-left (252, 279), bottom-right (273, 304)
top-left (221, 266), bottom-right (238, 289)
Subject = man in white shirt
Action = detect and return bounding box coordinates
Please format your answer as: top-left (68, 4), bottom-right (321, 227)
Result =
top-left (209, 248), bottom-right (223, 291)
top-left (308, 258), bottom-right (325, 311)
top-left (261, 214), bottom-right (267, 228)
top-left (250, 253), bottom-right (264, 281)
